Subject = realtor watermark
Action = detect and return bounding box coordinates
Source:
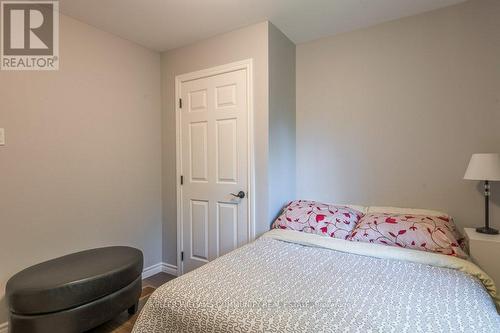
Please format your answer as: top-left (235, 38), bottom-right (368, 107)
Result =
top-left (1, 0), bottom-right (59, 70)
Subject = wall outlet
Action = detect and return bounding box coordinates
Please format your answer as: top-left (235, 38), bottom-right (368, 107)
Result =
top-left (0, 128), bottom-right (5, 145)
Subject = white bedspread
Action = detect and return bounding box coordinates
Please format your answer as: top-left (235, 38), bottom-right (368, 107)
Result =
top-left (133, 229), bottom-right (500, 333)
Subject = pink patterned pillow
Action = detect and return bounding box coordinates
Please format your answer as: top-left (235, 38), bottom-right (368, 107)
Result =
top-left (348, 213), bottom-right (466, 258)
top-left (272, 200), bottom-right (364, 240)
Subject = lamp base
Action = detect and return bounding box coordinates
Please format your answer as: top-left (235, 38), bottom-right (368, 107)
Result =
top-left (476, 227), bottom-right (499, 235)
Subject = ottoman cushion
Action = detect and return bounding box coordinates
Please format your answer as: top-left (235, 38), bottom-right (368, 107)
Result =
top-left (6, 246), bottom-right (143, 315)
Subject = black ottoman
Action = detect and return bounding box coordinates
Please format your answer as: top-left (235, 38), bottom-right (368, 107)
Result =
top-left (6, 246), bottom-right (143, 333)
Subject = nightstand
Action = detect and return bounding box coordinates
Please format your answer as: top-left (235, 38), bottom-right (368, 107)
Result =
top-left (464, 228), bottom-right (500, 287)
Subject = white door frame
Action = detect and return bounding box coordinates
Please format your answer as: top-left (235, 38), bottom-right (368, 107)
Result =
top-left (175, 59), bottom-right (255, 276)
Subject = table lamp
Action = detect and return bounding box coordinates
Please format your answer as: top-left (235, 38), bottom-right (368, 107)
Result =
top-left (464, 153), bottom-right (500, 234)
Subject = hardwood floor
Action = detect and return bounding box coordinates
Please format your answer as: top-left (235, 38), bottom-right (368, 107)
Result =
top-left (143, 272), bottom-right (176, 288)
top-left (87, 272), bottom-right (175, 333)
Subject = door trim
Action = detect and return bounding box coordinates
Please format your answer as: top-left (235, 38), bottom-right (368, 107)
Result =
top-left (175, 59), bottom-right (255, 276)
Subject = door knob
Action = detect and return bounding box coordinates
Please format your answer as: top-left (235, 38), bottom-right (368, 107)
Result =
top-left (230, 191), bottom-right (246, 199)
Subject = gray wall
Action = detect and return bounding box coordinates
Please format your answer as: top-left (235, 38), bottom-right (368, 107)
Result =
top-left (268, 23), bottom-right (296, 221)
top-left (0, 15), bottom-right (162, 324)
top-left (160, 22), bottom-right (270, 266)
top-left (296, 0), bottom-right (500, 230)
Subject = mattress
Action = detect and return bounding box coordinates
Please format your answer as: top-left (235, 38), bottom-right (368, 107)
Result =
top-left (133, 229), bottom-right (500, 333)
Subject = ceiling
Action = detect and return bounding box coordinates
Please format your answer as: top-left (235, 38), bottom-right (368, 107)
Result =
top-left (59, 0), bottom-right (466, 52)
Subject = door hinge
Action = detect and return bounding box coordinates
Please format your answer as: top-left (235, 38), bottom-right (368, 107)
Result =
top-left (179, 98), bottom-right (182, 108)
top-left (180, 175), bottom-right (184, 185)
top-left (181, 251), bottom-right (184, 261)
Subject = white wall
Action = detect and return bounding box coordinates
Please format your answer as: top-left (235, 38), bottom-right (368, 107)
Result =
top-left (161, 22), bottom-right (270, 265)
top-left (296, 0), bottom-right (500, 229)
top-left (268, 23), bottom-right (296, 221)
top-left (0, 14), bottom-right (162, 324)
top-left (161, 21), bottom-right (297, 266)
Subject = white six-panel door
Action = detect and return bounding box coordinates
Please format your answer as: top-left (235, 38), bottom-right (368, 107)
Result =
top-left (179, 68), bottom-right (250, 274)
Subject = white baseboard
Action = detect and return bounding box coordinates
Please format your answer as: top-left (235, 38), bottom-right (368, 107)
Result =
top-left (0, 263), bottom-right (178, 333)
top-left (142, 262), bottom-right (178, 279)
top-left (142, 262), bottom-right (164, 279)
top-left (0, 321), bottom-right (8, 333)
top-left (161, 263), bottom-right (178, 276)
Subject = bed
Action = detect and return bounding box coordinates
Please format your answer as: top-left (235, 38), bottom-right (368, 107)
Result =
top-left (133, 203), bottom-right (500, 333)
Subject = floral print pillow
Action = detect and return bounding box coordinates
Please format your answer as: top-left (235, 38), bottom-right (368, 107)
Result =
top-left (348, 213), bottom-right (467, 258)
top-left (272, 200), bottom-right (364, 240)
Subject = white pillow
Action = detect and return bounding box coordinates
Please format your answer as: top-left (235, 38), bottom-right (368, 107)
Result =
top-left (340, 204), bottom-right (368, 215)
top-left (300, 200), bottom-right (367, 215)
top-left (367, 206), bottom-right (449, 217)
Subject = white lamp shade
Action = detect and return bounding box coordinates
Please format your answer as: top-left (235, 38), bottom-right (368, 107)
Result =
top-left (464, 153), bottom-right (500, 181)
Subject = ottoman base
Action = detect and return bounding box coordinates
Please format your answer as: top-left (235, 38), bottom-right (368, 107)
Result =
top-left (9, 276), bottom-right (142, 333)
